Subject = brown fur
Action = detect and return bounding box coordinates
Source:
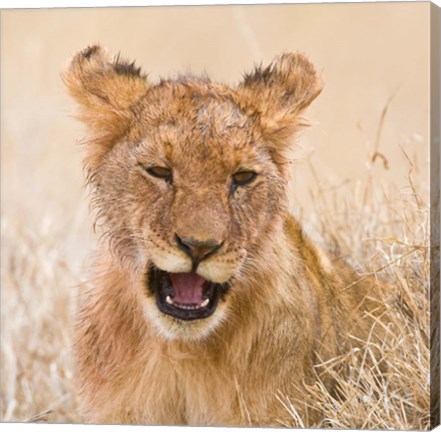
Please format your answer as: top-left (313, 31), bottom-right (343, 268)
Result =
top-left (64, 45), bottom-right (383, 426)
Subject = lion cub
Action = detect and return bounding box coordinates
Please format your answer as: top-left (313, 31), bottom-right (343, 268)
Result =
top-left (64, 45), bottom-right (381, 426)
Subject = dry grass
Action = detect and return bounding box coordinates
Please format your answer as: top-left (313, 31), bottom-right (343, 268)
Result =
top-left (283, 145), bottom-right (431, 429)
top-left (1, 218), bottom-right (82, 423)
top-left (0, 131), bottom-right (431, 428)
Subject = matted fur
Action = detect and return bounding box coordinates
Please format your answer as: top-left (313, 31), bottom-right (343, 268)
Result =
top-left (64, 45), bottom-right (384, 426)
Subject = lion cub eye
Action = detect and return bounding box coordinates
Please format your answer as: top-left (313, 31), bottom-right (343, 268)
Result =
top-left (144, 166), bottom-right (172, 182)
top-left (232, 171), bottom-right (258, 187)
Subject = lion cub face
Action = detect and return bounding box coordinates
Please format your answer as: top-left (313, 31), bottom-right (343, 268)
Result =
top-left (64, 45), bottom-right (322, 340)
top-left (125, 91), bottom-right (286, 338)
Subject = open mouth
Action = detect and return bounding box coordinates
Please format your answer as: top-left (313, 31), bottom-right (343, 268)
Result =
top-left (147, 266), bottom-right (230, 321)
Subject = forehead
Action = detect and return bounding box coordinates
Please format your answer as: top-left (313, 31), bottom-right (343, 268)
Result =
top-left (140, 81), bottom-right (259, 165)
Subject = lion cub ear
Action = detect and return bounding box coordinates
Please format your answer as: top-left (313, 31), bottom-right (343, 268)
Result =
top-left (63, 45), bottom-right (149, 168)
top-left (238, 53), bottom-right (322, 151)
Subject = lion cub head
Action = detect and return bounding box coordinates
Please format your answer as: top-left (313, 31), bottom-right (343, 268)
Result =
top-left (64, 45), bottom-right (322, 340)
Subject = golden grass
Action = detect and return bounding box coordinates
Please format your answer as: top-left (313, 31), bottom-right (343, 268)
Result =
top-left (0, 136), bottom-right (431, 428)
top-left (284, 146), bottom-right (431, 429)
top-left (1, 219), bottom-right (82, 423)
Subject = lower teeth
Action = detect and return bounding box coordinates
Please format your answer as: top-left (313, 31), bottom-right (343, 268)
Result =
top-left (165, 296), bottom-right (210, 309)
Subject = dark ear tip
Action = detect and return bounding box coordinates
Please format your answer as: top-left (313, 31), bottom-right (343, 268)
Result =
top-left (82, 45), bottom-right (102, 61)
top-left (72, 44), bottom-right (107, 65)
top-left (112, 53), bottom-right (145, 78)
top-left (67, 44), bottom-right (110, 76)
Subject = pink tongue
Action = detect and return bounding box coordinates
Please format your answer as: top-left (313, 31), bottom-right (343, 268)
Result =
top-left (169, 272), bottom-right (206, 305)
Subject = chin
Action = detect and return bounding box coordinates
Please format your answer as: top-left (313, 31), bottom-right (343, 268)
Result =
top-left (142, 264), bottom-right (231, 341)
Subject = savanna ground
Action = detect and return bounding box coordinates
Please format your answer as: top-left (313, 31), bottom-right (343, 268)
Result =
top-left (0, 3), bottom-right (435, 429)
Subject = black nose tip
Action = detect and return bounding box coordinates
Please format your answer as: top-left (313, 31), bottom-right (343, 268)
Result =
top-left (176, 235), bottom-right (222, 267)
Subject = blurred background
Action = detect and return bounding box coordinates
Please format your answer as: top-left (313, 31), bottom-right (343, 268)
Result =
top-left (0, 2), bottom-right (431, 423)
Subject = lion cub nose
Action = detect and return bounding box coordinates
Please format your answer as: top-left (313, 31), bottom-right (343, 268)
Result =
top-left (175, 235), bottom-right (223, 268)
